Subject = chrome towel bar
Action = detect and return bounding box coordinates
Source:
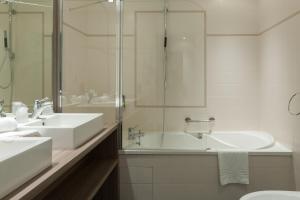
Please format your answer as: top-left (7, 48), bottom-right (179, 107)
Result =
top-left (185, 117), bottom-right (215, 123)
top-left (288, 92), bottom-right (300, 116)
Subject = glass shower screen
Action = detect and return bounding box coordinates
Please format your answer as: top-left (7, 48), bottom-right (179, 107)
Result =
top-left (122, 0), bottom-right (206, 148)
top-left (135, 10), bottom-right (206, 107)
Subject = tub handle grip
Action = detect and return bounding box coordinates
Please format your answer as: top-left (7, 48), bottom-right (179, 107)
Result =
top-left (185, 117), bottom-right (215, 123)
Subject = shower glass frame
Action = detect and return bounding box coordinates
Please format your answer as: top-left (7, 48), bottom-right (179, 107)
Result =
top-left (52, 0), bottom-right (123, 123)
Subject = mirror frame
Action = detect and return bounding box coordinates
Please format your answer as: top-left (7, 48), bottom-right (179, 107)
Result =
top-left (52, 0), bottom-right (63, 113)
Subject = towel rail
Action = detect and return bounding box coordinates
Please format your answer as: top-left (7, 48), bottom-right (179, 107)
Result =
top-left (185, 117), bottom-right (215, 123)
top-left (184, 117), bottom-right (216, 137)
top-left (288, 92), bottom-right (300, 116)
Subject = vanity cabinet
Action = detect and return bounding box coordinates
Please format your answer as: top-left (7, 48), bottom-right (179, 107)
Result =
top-left (3, 124), bottom-right (119, 200)
top-left (39, 130), bottom-right (119, 200)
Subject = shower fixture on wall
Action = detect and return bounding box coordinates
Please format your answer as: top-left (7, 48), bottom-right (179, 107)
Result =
top-left (69, 0), bottom-right (114, 11)
top-left (0, 31), bottom-right (10, 86)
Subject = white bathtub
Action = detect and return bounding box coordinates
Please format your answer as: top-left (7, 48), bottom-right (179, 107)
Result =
top-left (120, 132), bottom-right (294, 200)
top-left (123, 131), bottom-right (290, 155)
top-left (241, 191), bottom-right (300, 200)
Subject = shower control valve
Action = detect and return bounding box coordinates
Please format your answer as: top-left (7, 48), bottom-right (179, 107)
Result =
top-left (128, 126), bottom-right (144, 141)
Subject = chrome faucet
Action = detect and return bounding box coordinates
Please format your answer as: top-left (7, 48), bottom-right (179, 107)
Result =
top-left (0, 99), bottom-right (6, 117)
top-left (128, 126), bottom-right (144, 146)
top-left (31, 97), bottom-right (53, 119)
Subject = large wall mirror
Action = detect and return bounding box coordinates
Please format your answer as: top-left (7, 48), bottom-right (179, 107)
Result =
top-left (0, 0), bottom-right (53, 111)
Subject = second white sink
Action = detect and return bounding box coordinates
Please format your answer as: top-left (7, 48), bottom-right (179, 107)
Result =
top-left (0, 137), bottom-right (52, 199)
top-left (19, 113), bottom-right (104, 149)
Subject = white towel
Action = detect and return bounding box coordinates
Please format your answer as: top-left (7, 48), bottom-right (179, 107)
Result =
top-left (218, 151), bottom-right (249, 186)
top-left (0, 118), bottom-right (17, 133)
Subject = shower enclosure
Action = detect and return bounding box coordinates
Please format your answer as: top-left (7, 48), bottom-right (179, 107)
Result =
top-left (0, 0), bottom-right (53, 111)
top-left (121, 0), bottom-right (206, 148)
top-left (60, 0), bottom-right (122, 125)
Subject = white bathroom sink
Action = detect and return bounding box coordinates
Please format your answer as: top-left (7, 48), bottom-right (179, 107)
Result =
top-left (0, 137), bottom-right (52, 199)
top-left (19, 113), bottom-right (104, 149)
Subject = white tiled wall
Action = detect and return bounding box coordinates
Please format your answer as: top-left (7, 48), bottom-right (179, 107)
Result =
top-left (259, 16), bottom-right (300, 148)
top-left (122, 0), bottom-right (300, 158)
top-left (257, 0), bottom-right (300, 189)
top-left (258, 0), bottom-right (300, 32)
top-left (119, 0), bottom-right (300, 199)
top-left (122, 0), bottom-right (261, 141)
top-left (206, 36), bottom-right (259, 131)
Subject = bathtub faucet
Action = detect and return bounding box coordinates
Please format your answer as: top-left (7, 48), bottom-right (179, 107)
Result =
top-left (128, 126), bottom-right (144, 146)
top-left (31, 97), bottom-right (53, 119)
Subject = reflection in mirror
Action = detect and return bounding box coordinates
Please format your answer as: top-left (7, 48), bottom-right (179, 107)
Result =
top-left (61, 0), bottom-right (118, 125)
top-left (0, 0), bottom-right (53, 111)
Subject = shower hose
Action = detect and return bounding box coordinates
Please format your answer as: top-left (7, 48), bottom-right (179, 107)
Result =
top-left (0, 50), bottom-right (12, 89)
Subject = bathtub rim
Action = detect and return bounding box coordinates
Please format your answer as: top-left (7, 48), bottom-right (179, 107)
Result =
top-left (122, 131), bottom-right (278, 152)
top-left (119, 142), bottom-right (292, 156)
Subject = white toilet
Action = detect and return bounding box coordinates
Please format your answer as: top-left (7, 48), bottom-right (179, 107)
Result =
top-left (240, 191), bottom-right (300, 200)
